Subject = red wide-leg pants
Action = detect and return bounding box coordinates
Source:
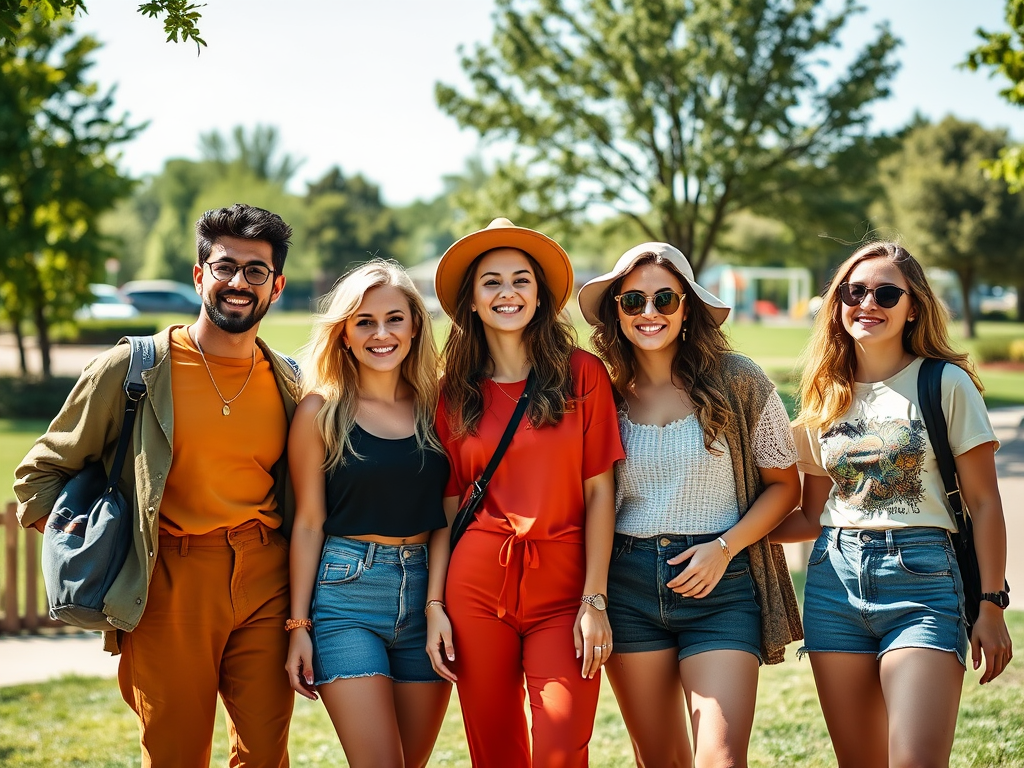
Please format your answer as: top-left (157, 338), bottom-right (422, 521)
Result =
top-left (447, 529), bottom-right (601, 768)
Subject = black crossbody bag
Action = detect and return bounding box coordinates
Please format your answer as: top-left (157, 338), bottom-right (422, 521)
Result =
top-left (449, 370), bottom-right (538, 549)
top-left (917, 357), bottom-right (1009, 636)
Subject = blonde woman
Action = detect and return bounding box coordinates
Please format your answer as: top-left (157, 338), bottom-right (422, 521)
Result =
top-left (285, 260), bottom-right (451, 768)
top-left (790, 241), bottom-right (1012, 767)
top-left (578, 242), bottom-right (802, 767)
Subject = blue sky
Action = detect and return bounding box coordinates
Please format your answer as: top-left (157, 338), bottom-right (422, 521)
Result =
top-left (77, 0), bottom-right (1022, 205)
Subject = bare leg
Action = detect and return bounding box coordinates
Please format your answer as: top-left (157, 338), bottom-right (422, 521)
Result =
top-left (393, 681), bottom-right (452, 768)
top-left (319, 676), bottom-right (405, 768)
top-left (606, 649), bottom-right (692, 768)
top-left (880, 648), bottom-right (964, 768)
top-left (679, 650), bottom-right (758, 768)
top-left (808, 652), bottom-right (888, 768)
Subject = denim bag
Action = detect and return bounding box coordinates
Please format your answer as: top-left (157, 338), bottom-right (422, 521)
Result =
top-left (41, 336), bottom-right (155, 630)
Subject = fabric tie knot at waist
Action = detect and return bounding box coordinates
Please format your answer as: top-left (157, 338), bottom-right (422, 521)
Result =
top-left (496, 534), bottom-right (540, 620)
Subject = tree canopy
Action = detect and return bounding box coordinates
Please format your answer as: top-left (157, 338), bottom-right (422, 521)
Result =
top-left (0, 13), bottom-right (141, 376)
top-left (964, 0), bottom-right (1024, 192)
top-left (437, 0), bottom-right (899, 276)
top-left (873, 117), bottom-right (1024, 338)
top-left (0, 0), bottom-right (205, 50)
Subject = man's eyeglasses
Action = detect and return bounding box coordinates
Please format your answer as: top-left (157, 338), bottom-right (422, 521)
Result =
top-left (614, 290), bottom-right (686, 317)
top-left (204, 260), bottom-right (274, 286)
top-left (838, 283), bottom-right (908, 309)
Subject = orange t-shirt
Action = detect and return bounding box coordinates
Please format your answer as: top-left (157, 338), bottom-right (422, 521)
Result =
top-left (159, 326), bottom-right (288, 535)
top-left (436, 349), bottom-right (625, 544)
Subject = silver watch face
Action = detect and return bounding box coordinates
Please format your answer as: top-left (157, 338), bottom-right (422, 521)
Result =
top-left (583, 593), bottom-right (608, 611)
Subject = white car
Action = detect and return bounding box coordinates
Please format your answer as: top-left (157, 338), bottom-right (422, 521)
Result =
top-left (74, 284), bottom-right (140, 321)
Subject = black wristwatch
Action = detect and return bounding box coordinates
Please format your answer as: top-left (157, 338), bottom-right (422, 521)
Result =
top-left (980, 590), bottom-right (1010, 609)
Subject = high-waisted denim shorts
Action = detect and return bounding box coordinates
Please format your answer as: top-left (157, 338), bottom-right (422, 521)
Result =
top-left (607, 532), bottom-right (762, 663)
top-left (800, 526), bottom-right (968, 665)
top-left (311, 536), bottom-right (442, 685)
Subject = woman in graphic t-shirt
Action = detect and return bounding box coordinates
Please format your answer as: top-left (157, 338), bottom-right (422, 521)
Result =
top-left (577, 242), bottom-right (802, 766)
top-left (425, 218), bottom-right (624, 767)
top-left (788, 241), bottom-right (1012, 766)
top-left (285, 260), bottom-right (451, 768)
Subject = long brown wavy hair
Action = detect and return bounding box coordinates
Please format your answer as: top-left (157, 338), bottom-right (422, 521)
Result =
top-left (589, 253), bottom-right (732, 453)
top-left (796, 241), bottom-right (983, 432)
top-left (441, 248), bottom-right (577, 437)
top-left (301, 259), bottom-right (442, 471)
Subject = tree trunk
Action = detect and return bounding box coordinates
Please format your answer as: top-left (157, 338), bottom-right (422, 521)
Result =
top-left (32, 300), bottom-right (52, 379)
top-left (1017, 281), bottom-right (1024, 323)
top-left (958, 273), bottom-right (976, 340)
top-left (12, 316), bottom-right (28, 376)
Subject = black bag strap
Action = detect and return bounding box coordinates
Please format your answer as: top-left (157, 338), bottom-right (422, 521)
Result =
top-left (916, 357), bottom-right (965, 524)
top-left (104, 336), bottom-right (157, 493)
top-left (475, 369), bottom-right (538, 496)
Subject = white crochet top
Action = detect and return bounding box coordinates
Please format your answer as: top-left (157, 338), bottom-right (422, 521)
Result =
top-left (615, 390), bottom-right (797, 536)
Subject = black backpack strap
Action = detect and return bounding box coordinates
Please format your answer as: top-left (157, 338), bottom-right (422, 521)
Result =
top-left (476, 369), bottom-right (538, 494)
top-left (916, 357), bottom-right (964, 524)
top-left (105, 337), bottom-right (157, 492)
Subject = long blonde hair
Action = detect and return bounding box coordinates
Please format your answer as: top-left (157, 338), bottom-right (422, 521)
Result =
top-left (589, 253), bottom-right (732, 452)
top-left (796, 241), bottom-right (982, 432)
top-left (302, 259), bottom-right (441, 471)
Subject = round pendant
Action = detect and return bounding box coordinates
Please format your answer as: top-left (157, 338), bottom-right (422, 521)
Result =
top-left (222, 404), bottom-right (231, 416)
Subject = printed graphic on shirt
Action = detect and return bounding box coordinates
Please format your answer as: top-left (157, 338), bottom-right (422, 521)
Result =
top-left (821, 417), bottom-right (927, 516)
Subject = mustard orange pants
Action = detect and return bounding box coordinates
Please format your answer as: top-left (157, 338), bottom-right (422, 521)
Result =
top-left (118, 522), bottom-right (292, 767)
top-left (446, 530), bottom-right (601, 768)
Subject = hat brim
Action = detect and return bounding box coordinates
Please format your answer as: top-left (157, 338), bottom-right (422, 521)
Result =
top-left (435, 225), bottom-right (574, 319)
top-left (577, 253), bottom-right (731, 327)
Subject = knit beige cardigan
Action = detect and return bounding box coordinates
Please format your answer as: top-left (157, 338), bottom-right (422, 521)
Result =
top-left (716, 352), bottom-right (804, 664)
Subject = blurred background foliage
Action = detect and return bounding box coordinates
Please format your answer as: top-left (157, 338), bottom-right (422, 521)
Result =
top-left (2, 0), bottom-right (1024, 378)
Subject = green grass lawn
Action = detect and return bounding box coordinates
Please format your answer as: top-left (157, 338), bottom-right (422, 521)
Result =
top-left (2, 609), bottom-right (1022, 766)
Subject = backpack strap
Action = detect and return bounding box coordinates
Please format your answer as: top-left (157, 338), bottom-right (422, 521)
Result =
top-left (104, 336), bottom-right (157, 492)
top-left (916, 357), bottom-right (964, 525)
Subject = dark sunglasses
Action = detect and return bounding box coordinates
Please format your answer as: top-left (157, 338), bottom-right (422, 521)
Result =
top-left (838, 282), bottom-right (908, 309)
top-left (614, 290), bottom-right (686, 316)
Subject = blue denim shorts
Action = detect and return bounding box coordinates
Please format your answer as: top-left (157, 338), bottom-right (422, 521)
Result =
top-left (800, 526), bottom-right (968, 665)
top-left (310, 536), bottom-right (442, 685)
top-left (607, 532), bottom-right (762, 663)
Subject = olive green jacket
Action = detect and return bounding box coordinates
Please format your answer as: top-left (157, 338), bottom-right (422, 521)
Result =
top-left (14, 326), bottom-right (301, 653)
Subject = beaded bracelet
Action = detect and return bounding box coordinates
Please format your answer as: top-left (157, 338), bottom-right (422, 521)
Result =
top-left (284, 618), bottom-right (312, 632)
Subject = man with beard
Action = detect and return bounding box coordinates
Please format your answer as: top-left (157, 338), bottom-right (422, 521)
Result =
top-left (15, 204), bottom-right (302, 767)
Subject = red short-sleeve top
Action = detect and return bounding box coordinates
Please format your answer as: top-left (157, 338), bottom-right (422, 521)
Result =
top-left (436, 349), bottom-right (625, 544)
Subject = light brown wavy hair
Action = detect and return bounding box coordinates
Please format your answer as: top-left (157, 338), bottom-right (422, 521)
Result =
top-left (589, 253), bottom-right (732, 453)
top-left (441, 248), bottom-right (577, 437)
top-left (796, 241), bottom-right (982, 432)
top-left (301, 259), bottom-right (441, 472)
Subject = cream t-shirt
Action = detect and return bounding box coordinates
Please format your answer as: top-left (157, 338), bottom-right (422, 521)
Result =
top-left (793, 358), bottom-right (998, 531)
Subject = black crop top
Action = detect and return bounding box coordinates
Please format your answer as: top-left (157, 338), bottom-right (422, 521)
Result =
top-left (323, 424), bottom-right (449, 538)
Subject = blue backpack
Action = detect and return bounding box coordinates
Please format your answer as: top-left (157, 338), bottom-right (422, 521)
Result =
top-left (41, 336), bottom-right (156, 630)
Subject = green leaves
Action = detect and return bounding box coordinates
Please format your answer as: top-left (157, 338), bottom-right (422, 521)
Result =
top-left (436, 0), bottom-right (898, 276)
top-left (137, 0), bottom-right (206, 51)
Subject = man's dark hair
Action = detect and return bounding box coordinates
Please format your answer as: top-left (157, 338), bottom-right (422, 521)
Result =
top-left (195, 203), bottom-right (293, 274)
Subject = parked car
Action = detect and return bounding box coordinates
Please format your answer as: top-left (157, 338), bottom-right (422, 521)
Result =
top-left (74, 284), bottom-right (140, 321)
top-left (120, 280), bottom-right (203, 314)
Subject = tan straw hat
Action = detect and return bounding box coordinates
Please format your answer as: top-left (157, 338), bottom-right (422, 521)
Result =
top-left (577, 242), bottom-right (731, 326)
top-left (434, 218), bottom-right (574, 319)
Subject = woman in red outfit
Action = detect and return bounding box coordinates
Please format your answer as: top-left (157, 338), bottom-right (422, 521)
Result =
top-left (425, 218), bottom-right (624, 767)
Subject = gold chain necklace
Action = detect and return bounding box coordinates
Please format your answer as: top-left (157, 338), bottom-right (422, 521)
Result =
top-left (189, 327), bottom-right (256, 416)
top-left (491, 380), bottom-right (522, 404)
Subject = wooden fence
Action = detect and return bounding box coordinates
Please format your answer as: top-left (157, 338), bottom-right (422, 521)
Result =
top-left (1, 501), bottom-right (62, 633)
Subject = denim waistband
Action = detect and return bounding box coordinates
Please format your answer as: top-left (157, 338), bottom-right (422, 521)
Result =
top-left (824, 526), bottom-right (952, 550)
top-left (322, 535), bottom-right (427, 566)
top-left (614, 531), bottom-right (749, 560)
